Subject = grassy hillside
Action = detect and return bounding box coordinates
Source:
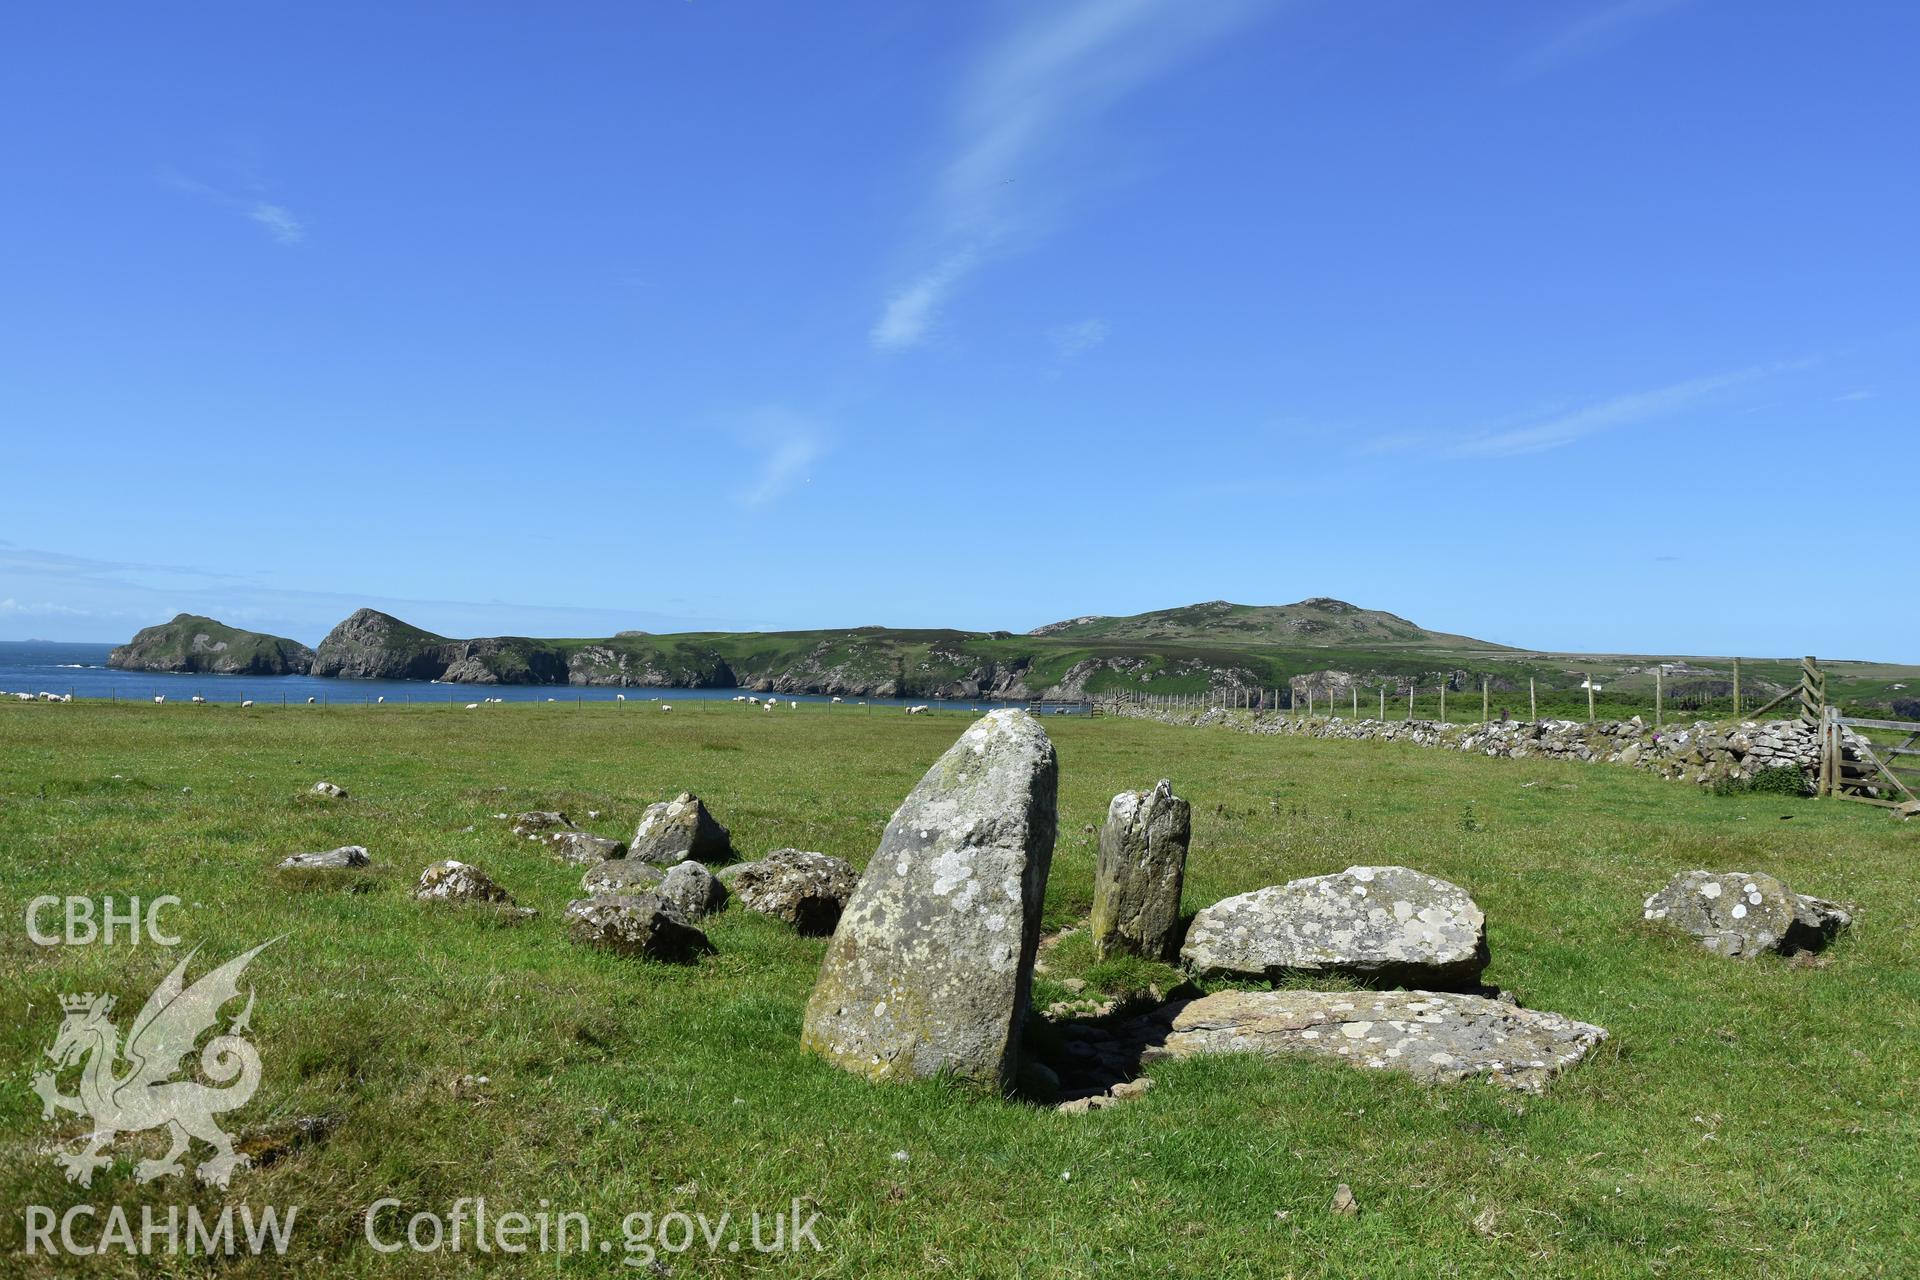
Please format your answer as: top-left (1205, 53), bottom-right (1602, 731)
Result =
top-left (1029, 597), bottom-right (1513, 650)
top-left (2, 701), bottom-right (1914, 1276)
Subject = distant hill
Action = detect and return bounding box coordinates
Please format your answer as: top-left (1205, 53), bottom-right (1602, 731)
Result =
top-left (1029, 598), bottom-right (1511, 650)
top-left (109, 614), bottom-right (315, 675)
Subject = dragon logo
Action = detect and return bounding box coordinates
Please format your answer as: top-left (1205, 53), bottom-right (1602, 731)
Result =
top-left (32, 940), bottom-right (276, 1188)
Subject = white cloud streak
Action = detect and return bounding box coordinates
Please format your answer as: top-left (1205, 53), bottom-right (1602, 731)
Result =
top-left (1510, 0), bottom-right (1693, 80)
top-left (161, 169), bottom-right (307, 246)
top-left (1452, 368), bottom-right (1762, 457)
top-left (870, 0), bottom-right (1267, 350)
top-left (1049, 317), bottom-right (1111, 360)
top-left (735, 410), bottom-right (826, 508)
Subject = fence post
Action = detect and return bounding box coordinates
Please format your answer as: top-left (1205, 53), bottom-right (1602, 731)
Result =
top-left (1528, 677), bottom-right (1535, 722)
top-left (1655, 666), bottom-right (1663, 729)
top-left (1481, 678), bottom-right (1489, 725)
top-left (1586, 675), bottom-right (1594, 724)
top-left (1379, 687), bottom-right (1385, 721)
top-left (1439, 684), bottom-right (1445, 724)
top-left (1732, 657), bottom-right (1741, 719)
top-left (1799, 656), bottom-right (1824, 727)
top-left (1407, 686), bottom-right (1414, 722)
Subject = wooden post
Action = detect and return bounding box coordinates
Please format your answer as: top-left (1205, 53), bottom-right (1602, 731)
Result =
top-left (1439, 684), bottom-right (1446, 724)
top-left (1800, 656), bottom-right (1823, 727)
top-left (1655, 666), bottom-right (1663, 729)
top-left (1352, 688), bottom-right (1358, 719)
top-left (1481, 678), bottom-right (1489, 725)
top-left (1407, 685), bottom-right (1414, 722)
top-left (1379, 687), bottom-right (1386, 721)
top-left (1586, 675), bottom-right (1595, 724)
top-left (1731, 657), bottom-right (1741, 719)
top-left (1528, 677), bottom-right (1536, 722)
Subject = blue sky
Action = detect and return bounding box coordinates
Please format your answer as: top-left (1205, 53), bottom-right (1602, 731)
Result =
top-left (2, 1), bottom-right (1914, 659)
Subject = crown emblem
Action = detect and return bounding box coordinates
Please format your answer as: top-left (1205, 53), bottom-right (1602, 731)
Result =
top-left (60, 993), bottom-right (110, 1013)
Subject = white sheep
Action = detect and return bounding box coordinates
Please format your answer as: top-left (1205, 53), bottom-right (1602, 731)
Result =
top-left (154, 695), bottom-right (166, 705)
top-left (307, 696), bottom-right (317, 704)
top-left (377, 695), bottom-right (386, 704)
top-left (831, 696), bottom-right (843, 703)
top-left (790, 700), bottom-right (798, 709)
top-left (615, 693), bottom-right (626, 702)
top-left (241, 700), bottom-right (254, 708)
top-left (466, 702), bottom-right (480, 709)
top-left (191, 695), bottom-right (205, 705)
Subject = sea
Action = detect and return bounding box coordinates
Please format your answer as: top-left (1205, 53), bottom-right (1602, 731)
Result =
top-left (0, 641), bottom-right (1087, 714)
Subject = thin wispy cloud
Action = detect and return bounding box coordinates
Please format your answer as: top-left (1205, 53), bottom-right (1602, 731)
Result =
top-left (161, 169), bottom-right (307, 246)
top-left (1510, 0), bottom-right (1692, 80)
top-left (1453, 368), bottom-right (1762, 457)
top-left (870, 0), bottom-right (1268, 351)
top-left (735, 410), bottom-right (826, 508)
top-left (1835, 389), bottom-right (1874, 403)
top-left (1049, 317), bottom-right (1110, 360)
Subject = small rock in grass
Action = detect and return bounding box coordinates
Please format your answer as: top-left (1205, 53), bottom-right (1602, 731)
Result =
top-left (583, 859), bottom-right (666, 895)
top-left (565, 894), bottom-right (712, 962)
top-left (511, 811), bottom-right (575, 837)
top-left (1330, 1184), bottom-right (1359, 1217)
top-left (280, 845), bottom-right (369, 871)
top-left (630, 792), bottom-right (732, 866)
top-left (657, 861), bottom-right (728, 922)
top-left (717, 848), bottom-right (856, 934)
top-left (311, 781), bottom-right (348, 799)
top-left (1642, 870), bottom-right (1850, 958)
top-left (544, 830), bottom-right (626, 865)
top-left (415, 860), bottom-right (514, 904)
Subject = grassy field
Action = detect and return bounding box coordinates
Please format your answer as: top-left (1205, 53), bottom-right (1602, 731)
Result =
top-left (2, 701), bottom-right (1915, 1277)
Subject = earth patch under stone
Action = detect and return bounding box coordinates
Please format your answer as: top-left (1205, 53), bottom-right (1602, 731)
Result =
top-left (1180, 865), bottom-right (1488, 986)
top-left (1142, 989), bottom-right (1608, 1093)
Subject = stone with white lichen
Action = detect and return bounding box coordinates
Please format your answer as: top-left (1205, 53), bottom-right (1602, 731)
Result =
top-left (1144, 988), bottom-right (1607, 1093)
top-left (800, 710), bottom-right (1058, 1089)
top-left (1180, 866), bottom-right (1488, 985)
top-left (1642, 870), bottom-right (1849, 958)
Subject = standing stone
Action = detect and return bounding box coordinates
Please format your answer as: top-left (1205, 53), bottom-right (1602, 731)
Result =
top-left (1090, 779), bottom-right (1191, 961)
top-left (801, 710), bottom-right (1058, 1090)
top-left (1643, 870), bottom-right (1851, 958)
top-left (1180, 866), bottom-right (1488, 986)
top-left (630, 792), bottom-right (732, 866)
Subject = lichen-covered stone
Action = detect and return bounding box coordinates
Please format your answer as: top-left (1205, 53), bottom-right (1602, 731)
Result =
top-left (582, 859), bottom-right (666, 895)
top-left (1145, 989), bottom-right (1606, 1093)
top-left (1090, 779), bottom-right (1190, 961)
top-left (279, 845), bottom-right (368, 870)
top-left (630, 792), bottom-right (732, 866)
top-left (717, 849), bottom-right (858, 935)
top-left (565, 894), bottom-right (711, 961)
top-left (544, 830), bottom-right (626, 865)
top-left (414, 860), bottom-right (513, 904)
top-left (1181, 866), bottom-right (1487, 985)
top-left (511, 810), bottom-right (575, 837)
top-left (311, 781), bottom-right (348, 799)
top-left (657, 861), bottom-right (728, 921)
top-left (801, 710), bottom-right (1058, 1089)
top-left (1643, 870), bottom-right (1851, 958)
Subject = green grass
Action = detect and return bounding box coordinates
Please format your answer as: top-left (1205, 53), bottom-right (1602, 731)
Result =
top-left (1, 701), bottom-right (1915, 1277)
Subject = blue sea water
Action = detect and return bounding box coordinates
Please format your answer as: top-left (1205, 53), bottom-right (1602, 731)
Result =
top-left (0, 641), bottom-right (1086, 714)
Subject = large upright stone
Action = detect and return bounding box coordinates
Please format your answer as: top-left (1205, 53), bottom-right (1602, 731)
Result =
top-left (1090, 779), bottom-right (1191, 961)
top-left (1181, 866), bottom-right (1488, 986)
top-left (801, 710), bottom-right (1058, 1089)
top-left (630, 792), bottom-right (732, 866)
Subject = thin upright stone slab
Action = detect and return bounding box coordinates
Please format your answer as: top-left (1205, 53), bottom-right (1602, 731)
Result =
top-left (1090, 779), bottom-right (1190, 961)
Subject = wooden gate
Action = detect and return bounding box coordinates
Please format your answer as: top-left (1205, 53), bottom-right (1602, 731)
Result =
top-left (1823, 708), bottom-right (1920, 817)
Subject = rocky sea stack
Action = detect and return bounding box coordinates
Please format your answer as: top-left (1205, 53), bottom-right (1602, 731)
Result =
top-left (108, 614), bottom-right (314, 675)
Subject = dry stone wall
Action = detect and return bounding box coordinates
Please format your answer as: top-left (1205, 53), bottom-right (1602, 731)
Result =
top-left (1111, 704), bottom-right (1852, 789)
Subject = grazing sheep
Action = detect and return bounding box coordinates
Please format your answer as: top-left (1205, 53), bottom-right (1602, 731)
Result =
top-left (831, 696), bottom-right (843, 703)
top-left (154, 695), bottom-right (166, 705)
top-left (241, 700), bottom-right (254, 708)
top-left (466, 702), bottom-right (480, 710)
top-left (307, 696), bottom-right (317, 704)
top-left (615, 693), bottom-right (626, 702)
top-left (191, 695), bottom-right (205, 704)
top-left (661, 704), bottom-right (672, 712)
top-left (905, 705), bottom-right (925, 715)
top-left (377, 695), bottom-right (386, 704)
